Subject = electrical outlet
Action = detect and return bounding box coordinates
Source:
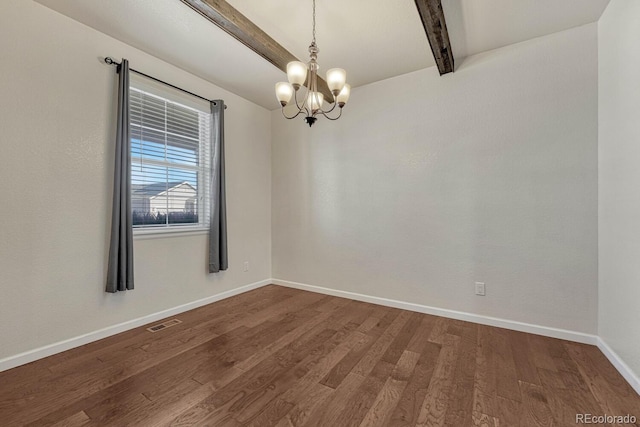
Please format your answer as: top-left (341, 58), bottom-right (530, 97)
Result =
top-left (243, 261), bottom-right (249, 272)
top-left (475, 282), bottom-right (486, 296)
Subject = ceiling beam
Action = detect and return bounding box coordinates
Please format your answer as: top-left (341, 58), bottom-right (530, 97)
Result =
top-left (180, 0), bottom-right (333, 102)
top-left (414, 0), bottom-right (454, 75)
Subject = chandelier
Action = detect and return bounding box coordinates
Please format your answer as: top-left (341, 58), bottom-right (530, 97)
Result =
top-left (274, 0), bottom-right (351, 127)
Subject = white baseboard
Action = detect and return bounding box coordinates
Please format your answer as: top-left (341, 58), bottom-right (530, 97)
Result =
top-left (272, 278), bottom-right (599, 345)
top-left (274, 279), bottom-right (640, 393)
top-left (597, 338), bottom-right (640, 395)
top-left (5, 277), bottom-right (639, 398)
top-left (0, 279), bottom-right (272, 373)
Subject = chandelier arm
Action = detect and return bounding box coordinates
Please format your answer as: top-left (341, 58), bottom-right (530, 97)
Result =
top-left (318, 107), bottom-right (343, 121)
top-left (281, 107), bottom-right (305, 120)
top-left (281, 88), bottom-right (312, 120)
top-left (293, 86), bottom-right (311, 116)
top-left (293, 87), bottom-right (303, 110)
top-left (319, 99), bottom-right (338, 115)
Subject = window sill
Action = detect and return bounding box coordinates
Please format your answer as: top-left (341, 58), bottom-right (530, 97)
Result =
top-left (133, 227), bottom-right (209, 240)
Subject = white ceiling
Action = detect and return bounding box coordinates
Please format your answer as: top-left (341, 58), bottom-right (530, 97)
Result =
top-left (35, 0), bottom-right (609, 110)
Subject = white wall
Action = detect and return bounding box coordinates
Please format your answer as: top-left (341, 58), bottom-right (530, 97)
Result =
top-left (0, 1), bottom-right (271, 360)
top-left (272, 24), bottom-right (599, 333)
top-left (0, 0), bottom-right (606, 365)
top-left (598, 0), bottom-right (640, 378)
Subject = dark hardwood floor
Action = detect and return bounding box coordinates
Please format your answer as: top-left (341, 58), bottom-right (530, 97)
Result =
top-left (0, 285), bottom-right (638, 426)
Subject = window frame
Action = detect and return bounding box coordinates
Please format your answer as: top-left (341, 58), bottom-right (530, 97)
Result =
top-left (128, 79), bottom-right (212, 238)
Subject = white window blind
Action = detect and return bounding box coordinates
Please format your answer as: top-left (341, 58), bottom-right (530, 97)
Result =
top-left (129, 80), bottom-right (211, 231)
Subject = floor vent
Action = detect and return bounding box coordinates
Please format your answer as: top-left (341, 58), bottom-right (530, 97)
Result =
top-left (146, 319), bottom-right (182, 333)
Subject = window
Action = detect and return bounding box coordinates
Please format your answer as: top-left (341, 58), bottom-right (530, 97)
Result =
top-left (129, 76), bottom-right (211, 232)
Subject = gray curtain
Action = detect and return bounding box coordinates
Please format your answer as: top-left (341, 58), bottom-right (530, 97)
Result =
top-left (209, 100), bottom-right (228, 273)
top-left (106, 59), bottom-right (134, 293)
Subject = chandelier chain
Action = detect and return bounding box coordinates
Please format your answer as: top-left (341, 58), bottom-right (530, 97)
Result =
top-left (312, 0), bottom-right (316, 44)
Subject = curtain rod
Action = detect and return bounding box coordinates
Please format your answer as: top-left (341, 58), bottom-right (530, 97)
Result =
top-left (104, 57), bottom-right (226, 108)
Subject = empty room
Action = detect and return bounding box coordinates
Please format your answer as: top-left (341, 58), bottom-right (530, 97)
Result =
top-left (1, 0), bottom-right (639, 425)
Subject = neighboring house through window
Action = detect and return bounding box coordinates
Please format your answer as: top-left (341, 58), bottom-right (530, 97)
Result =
top-left (129, 74), bottom-right (212, 232)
